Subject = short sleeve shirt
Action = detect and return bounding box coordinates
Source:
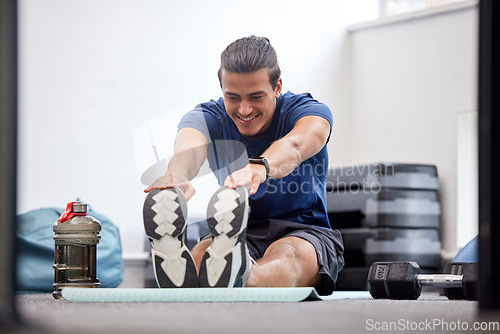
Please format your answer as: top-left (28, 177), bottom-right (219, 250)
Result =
top-left (178, 91), bottom-right (333, 229)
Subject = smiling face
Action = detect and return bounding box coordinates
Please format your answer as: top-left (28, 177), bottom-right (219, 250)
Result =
top-left (221, 68), bottom-right (282, 140)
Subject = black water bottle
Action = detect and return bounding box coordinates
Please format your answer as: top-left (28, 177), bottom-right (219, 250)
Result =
top-left (52, 202), bottom-right (101, 299)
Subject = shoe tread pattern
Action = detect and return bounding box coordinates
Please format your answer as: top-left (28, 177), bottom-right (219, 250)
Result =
top-left (143, 188), bottom-right (187, 241)
top-left (206, 186), bottom-right (247, 238)
top-left (143, 188), bottom-right (196, 288)
top-left (200, 186), bottom-right (249, 287)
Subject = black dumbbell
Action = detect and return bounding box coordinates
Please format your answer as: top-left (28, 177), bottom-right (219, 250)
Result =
top-left (367, 261), bottom-right (478, 300)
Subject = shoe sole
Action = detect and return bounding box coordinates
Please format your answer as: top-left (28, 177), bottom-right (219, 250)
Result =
top-left (199, 186), bottom-right (250, 287)
top-left (143, 188), bottom-right (197, 288)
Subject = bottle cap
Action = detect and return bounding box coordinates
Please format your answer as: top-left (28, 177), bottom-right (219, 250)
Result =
top-left (60, 202), bottom-right (87, 222)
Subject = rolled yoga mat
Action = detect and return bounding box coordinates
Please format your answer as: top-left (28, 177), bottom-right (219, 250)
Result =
top-left (61, 287), bottom-right (371, 303)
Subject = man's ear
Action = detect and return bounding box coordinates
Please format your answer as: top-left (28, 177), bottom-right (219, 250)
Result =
top-left (275, 78), bottom-right (283, 98)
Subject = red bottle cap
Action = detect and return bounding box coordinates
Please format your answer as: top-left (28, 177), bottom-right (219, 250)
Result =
top-left (59, 202), bottom-right (87, 223)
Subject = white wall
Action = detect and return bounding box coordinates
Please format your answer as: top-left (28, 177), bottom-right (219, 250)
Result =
top-left (18, 0), bottom-right (377, 255)
top-left (349, 5), bottom-right (478, 254)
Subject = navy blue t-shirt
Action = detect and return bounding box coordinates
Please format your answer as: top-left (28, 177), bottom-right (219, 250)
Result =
top-left (178, 91), bottom-right (333, 229)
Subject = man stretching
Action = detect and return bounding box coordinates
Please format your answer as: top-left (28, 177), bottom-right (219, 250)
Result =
top-left (143, 36), bottom-right (343, 295)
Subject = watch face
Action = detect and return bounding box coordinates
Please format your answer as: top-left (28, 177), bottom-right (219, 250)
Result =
top-left (250, 157), bottom-right (264, 163)
top-left (250, 156), bottom-right (266, 163)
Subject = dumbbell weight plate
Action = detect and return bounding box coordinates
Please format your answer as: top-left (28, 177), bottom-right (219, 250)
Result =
top-left (367, 262), bottom-right (390, 299)
top-left (368, 262), bottom-right (422, 300)
top-left (384, 262), bottom-right (422, 299)
top-left (442, 262), bottom-right (478, 301)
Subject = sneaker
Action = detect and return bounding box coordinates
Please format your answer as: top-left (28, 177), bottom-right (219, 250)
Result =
top-left (143, 188), bottom-right (197, 288)
top-left (199, 186), bottom-right (251, 287)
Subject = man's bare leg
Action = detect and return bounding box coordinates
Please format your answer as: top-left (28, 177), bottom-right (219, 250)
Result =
top-left (191, 238), bottom-right (211, 274)
top-left (191, 236), bottom-right (321, 288)
top-left (245, 236), bottom-right (321, 288)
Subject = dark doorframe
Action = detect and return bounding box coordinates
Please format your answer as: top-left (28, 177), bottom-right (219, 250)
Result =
top-left (478, 0), bottom-right (500, 310)
top-left (0, 0), bottom-right (20, 326)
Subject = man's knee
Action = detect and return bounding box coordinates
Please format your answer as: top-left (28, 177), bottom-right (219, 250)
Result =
top-left (254, 236), bottom-right (321, 288)
top-left (277, 237), bottom-right (321, 287)
top-left (265, 236), bottom-right (317, 264)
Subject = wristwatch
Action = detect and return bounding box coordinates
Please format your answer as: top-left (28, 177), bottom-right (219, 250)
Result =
top-left (249, 156), bottom-right (270, 179)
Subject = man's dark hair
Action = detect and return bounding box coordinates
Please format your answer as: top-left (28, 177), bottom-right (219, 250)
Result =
top-left (218, 36), bottom-right (281, 89)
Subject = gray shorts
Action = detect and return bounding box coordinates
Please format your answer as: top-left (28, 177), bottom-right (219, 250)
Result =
top-left (202, 218), bottom-right (345, 295)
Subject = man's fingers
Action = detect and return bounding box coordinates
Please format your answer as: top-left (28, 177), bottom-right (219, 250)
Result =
top-left (144, 184), bottom-right (163, 193)
top-left (224, 173), bottom-right (245, 189)
top-left (225, 165), bottom-right (260, 190)
top-left (144, 177), bottom-right (188, 193)
top-left (179, 183), bottom-right (196, 201)
top-left (250, 177), bottom-right (261, 195)
top-left (144, 185), bottom-right (166, 193)
top-left (224, 174), bottom-right (235, 188)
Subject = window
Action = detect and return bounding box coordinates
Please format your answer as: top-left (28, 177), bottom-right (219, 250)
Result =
top-left (379, 0), bottom-right (470, 18)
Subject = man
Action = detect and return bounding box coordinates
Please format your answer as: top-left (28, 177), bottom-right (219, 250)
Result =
top-left (143, 36), bottom-right (344, 295)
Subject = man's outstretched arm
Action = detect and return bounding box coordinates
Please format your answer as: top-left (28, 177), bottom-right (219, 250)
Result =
top-left (144, 127), bottom-right (208, 200)
top-left (224, 115), bottom-right (331, 194)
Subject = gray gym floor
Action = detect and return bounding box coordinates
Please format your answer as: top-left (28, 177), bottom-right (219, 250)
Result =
top-left (16, 292), bottom-right (497, 334)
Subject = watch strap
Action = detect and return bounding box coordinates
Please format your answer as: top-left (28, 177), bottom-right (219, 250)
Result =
top-left (249, 156), bottom-right (270, 179)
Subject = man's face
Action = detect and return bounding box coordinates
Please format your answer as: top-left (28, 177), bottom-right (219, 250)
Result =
top-left (221, 68), bottom-right (282, 140)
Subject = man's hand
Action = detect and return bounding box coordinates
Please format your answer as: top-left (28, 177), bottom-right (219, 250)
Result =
top-left (144, 174), bottom-right (196, 201)
top-left (224, 163), bottom-right (267, 195)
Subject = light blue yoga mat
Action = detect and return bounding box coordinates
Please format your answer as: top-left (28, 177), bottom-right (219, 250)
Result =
top-left (61, 287), bottom-right (372, 303)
